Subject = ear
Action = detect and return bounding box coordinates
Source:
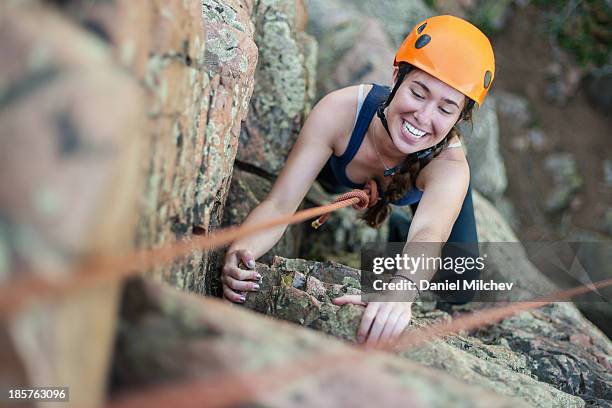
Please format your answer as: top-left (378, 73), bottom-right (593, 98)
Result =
top-left (392, 66), bottom-right (399, 85)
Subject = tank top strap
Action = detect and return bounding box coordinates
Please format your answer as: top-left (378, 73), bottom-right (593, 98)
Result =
top-left (336, 84), bottom-right (390, 165)
top-left (353, 84), bottom-right (365, 127)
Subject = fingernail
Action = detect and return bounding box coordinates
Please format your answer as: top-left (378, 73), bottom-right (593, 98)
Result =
top-left (253, 283), bottom-right (260, 291)
top-left (255, 273), bottom-right (262, 281)
top-left (239, 295), bottom-right (246, 303)
top-left (247, 260), bottom-right (255, 268)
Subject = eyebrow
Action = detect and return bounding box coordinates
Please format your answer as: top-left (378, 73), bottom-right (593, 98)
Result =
top-left (412, 81), bottom-right (461, 108)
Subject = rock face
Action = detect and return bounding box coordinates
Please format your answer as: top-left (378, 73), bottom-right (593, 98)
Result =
top-left (543, 152), bottom-right (584, 213)
top-left (475, 302), bottom-right (612, 406)
top-left (237, 0), bottom-right (317, 176)
top-left (337, 0), bottom-right (434, 48)
top-left (47, 0), bottom-right (260, 293)
top-left (237, 255), bottom-right (608, 407)
top-left (306, 0), bottom-right (433, 99)
top-left (134, 0), bottom-right (257, 293)
top-left (472, 190), bottom-right (560, 302)
top-left (218, 0), bottom-right (317, 294)
top-left (110, 278), bottom-right (529, 407)
top-left (460, 95), bottom-right (508, 201)
top-left (221, 167), bottom-right (302, 270)
top-left (306, 1), bottom-right (394, 98)
top-left (1, 0), bottom-right (260, 404)
top-left (0, 3), bottom-right (147, 406)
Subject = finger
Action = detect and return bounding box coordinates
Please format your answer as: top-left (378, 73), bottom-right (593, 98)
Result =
top-left (366, 304), bottom-right (393, 346)
top-left (389, 313), bottom-right (412, 346)
top-left (222, 284), bottom-right (246, 303)
top-left (378, 309), bottom-right (401, 346)
top-left (237, 249), bottom-right (256, 269)
top-left (224, 251), bottom-right (239, 266)
top-left (223, 275), bottom-right (260, 292)
top-left (332, 294), bottom-right (366, 306)
top-left (357, 303), bottom-right (379, 344)
top-left (224, 265), bottom-right (261, 281)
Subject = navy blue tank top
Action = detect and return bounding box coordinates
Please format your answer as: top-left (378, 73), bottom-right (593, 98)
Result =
top-left (327, 84), bottom-right (424, 206)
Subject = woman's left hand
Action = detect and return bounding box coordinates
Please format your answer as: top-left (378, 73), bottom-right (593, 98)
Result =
top-left (332, 295), bottom-right (413, 346)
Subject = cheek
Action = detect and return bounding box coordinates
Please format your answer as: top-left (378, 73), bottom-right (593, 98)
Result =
top-left (434, 115), bottom-right (460, 135)
top-left (390, 96), bottom-right (418, 115)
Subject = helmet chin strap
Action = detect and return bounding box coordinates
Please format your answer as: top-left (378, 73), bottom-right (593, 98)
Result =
top-left (375, 65), bottom-right (450, 176)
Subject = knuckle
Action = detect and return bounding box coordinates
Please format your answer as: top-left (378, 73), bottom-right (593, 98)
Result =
top-left (228, 266), bottom-right (243, 279)
top-left (364, 311), bottom-right (377, 321)
top-left (226, 278), bottom-right (239, 290)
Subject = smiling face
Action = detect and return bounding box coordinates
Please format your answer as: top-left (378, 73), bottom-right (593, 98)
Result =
top-left (384, 67), bottom-right (466, 155)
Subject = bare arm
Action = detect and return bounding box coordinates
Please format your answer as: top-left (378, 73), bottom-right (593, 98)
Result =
top-left (227, 93), bottom-right (344, 259)
top-left (332, 150), bottom-right (470, 346)
top-left (222, 89), bottom-right (355, 301)
top-left (398, 154), bottom-right (470, 288)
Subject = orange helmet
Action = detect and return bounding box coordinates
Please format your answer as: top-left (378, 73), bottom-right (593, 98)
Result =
top-left (394, 15), bottom-right (495, 106)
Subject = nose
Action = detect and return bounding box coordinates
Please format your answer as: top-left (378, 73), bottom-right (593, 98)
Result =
top-left (413, 102), bottom-right (435, 125)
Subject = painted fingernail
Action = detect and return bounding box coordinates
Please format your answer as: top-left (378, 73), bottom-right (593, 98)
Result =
top-left (253, 283), bottom-right (260, 291)
top-left (255, 273), bottom-right (262, 281)
top-left (247, 260), bottom-right (255, 268)
top-left (239, 295), bottom-right (246, 303)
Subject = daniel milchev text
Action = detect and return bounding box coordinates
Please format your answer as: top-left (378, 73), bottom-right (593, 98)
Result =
top-left (370, 254), bottom-right (515, 292)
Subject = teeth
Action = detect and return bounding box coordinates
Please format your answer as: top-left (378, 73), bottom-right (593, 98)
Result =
top-left (403, 120), bottom-right (426, 138)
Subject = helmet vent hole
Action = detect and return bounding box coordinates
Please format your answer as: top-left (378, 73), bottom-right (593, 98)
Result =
top-left (415, 34), bottom-right (431, 49)
top-left (484, 71), bottom-right (492, 88)
top-left (417, 23), bottom-right (427, 34)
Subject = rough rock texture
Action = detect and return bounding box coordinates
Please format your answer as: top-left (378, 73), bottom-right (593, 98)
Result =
top-left (306, 1), bottom-right (394, 98)
top-left (472, 190), bottom-right (560, 302)
top-left (239, 256), bottom-right (601, 407)
top-left (0, 2), bottom-right (146, 406)
top-left (222, 167), bottom-right (302, 263)
top-left (461, 95), bottom-right (508, 201)
top-left (38, 0), bottom-right (257, 292)
top-left (217, 0), bottom-right (317, 295)
top-left (337, 0), bottom-right (434, 48)
top-left (137, 0), bottom-right (257, 293)
top-left (543, 152), bottom-right (584, 213)
top-left (110, 278), bottom-right (529, 407)
top-left (236, 0), bottom-right (317, 176)
top-left (48, 0), bottom-right (259, 293)
top-left (474, 302), bottom-right (612, 406)
top-left (306, 0), bottom-right (432, 99)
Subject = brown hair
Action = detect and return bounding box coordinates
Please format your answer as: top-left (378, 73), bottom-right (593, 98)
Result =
top-left (361, 93), bottom-right (475, 229)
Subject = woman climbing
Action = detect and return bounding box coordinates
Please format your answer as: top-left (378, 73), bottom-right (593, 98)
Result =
top-left (221, 15), bottom-right (495, 346)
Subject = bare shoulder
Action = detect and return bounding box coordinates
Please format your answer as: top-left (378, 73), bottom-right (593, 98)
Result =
top-left (416, 137), bottom-right (469, 191)
top-left (309, 85), bottom-right (373, 150)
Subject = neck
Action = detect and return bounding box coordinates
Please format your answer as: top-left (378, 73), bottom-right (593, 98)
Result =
top-left (372, 113), bottom-right (406, 163)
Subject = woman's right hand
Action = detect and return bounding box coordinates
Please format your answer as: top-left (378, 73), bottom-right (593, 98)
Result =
top-left (222, 249), bottom-right (262, 303)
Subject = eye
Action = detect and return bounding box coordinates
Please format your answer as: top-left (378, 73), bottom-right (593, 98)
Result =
top-left (411, 90), bottom-right (424, 100)
top-left (439, 107), bottom-right (452, 115)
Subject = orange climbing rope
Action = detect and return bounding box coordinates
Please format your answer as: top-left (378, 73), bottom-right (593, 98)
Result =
top-left (311, 179), bottom-right (379, 228)
top-left (0, 184), bottom-right (377, 319)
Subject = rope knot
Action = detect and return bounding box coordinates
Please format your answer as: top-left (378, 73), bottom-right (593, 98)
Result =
top-left (312, 180), bottom-right (379, 229)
